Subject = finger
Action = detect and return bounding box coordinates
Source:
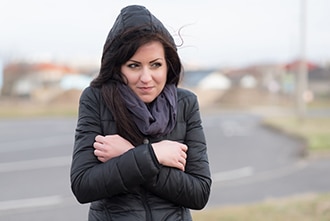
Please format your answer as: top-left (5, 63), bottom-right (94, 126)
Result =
top-left (95, 135), bottom-right (104, 143)
top-left (97, 156), bottom-right (106, 163)
top-left (177, 156), bottom-right (185, 166)
top-left (181, 151), bottom-right (187, 159)
top-left (180, 157), bottom-right (186, 167)
top-left (93, 141), bottom-right (103, 150)
top-left (94, 149), bottom-right (101, 157)
top-left (181, 144), bottom-right (188, 152)
top-left (179, 161), bottom-right (185, 171)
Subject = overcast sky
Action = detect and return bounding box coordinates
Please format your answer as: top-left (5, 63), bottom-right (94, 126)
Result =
top-left (0, 0), bottom-right (329, 68)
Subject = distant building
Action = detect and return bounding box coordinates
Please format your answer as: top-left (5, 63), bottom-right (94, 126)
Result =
top-left (198, 71), bottom-right (231, 90)
top-left (283, 59), bottom-right (330, 96)
top-left (60, 74), bottom-right (92, 90)
top-left (0, 60), bottom-right (3, 95)
top-left (2, 62), bottom-right (90, 102)
top-left (181, 69), bottom-right (231, 90)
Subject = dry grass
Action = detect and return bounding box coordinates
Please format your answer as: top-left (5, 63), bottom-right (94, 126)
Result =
top-left (0, 100), bottom-right (78, 118)
top-left (192, 193), bottom-right (330, 221)
top-left (263, 117), bottom-right (330, 152)
top-left (0, 89), bottom-right (81, 118)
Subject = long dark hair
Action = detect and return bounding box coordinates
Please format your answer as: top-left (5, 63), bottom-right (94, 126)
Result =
top-left (91, 27), bottom-right (183, 145)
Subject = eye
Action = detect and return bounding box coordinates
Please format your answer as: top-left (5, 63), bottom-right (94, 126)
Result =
top-left (127, 63), bottom-right (140, 69)
top-left (151, 62), bottom-right (162, 68)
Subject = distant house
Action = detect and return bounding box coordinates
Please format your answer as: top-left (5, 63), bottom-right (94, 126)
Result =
top-left (60, 74), bottom-right (93, 90)
top-left (284, 60), bottom-right (317, 72)
top-left (180, 69), bottom-right (232, 107)
top-left (222, 66), bottom-right (264, 88)
top-left (308, 66), bottom-right (330, 95)
top-left (283, 59), bottom-right (330, 96)
top-left (0, 60), bottom-right (3, 94)
top-left (198, 71), bottom-right (231, 90)
top-left (2, 62), bottom-right (88, 102)
top-left (181, 69), bottom-right (213, 88)
top-left (181, 69), bottom-right (231, 90)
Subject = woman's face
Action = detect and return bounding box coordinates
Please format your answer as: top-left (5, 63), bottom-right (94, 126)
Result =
top-left (121, 41), bottom-right (167, 103)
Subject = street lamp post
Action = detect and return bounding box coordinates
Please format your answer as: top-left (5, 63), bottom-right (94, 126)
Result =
top-left (297, 0), bottom-right (308, 120)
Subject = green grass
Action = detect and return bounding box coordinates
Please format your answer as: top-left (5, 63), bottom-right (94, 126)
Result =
top-left (192, 193), bottom-right (330, 221)
top-left (263, 117), bottom-right (330, 152)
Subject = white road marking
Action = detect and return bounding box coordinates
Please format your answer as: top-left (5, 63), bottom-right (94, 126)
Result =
top-left (0, 156), bottom-right (71, 173)
top-left (212, 161), bottom-right (309, 186)
top-left (0, 195), bottom-right (63, 211)
top-left (212, 166), bottom-right (254, 182)
top-left (0, 135), bottom-right (72, 153)
top-left (237, 160), bottom-right (308, 185)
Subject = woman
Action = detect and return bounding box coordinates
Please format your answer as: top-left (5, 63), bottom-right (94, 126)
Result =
top-left (70, 5), bottom-right (211, 221)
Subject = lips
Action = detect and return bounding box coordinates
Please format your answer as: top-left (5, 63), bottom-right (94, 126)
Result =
top-left (138, 86), bottom-right (154, 93)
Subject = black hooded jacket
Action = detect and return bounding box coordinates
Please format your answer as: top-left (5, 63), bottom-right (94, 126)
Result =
top-left (70, 5), bottom-right (211, 221)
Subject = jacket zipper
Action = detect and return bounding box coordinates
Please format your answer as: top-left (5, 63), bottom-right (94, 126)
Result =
top-left (142, 138), bottom-right (153, 221)
top-left (141, 188), bottom-right (152, 221)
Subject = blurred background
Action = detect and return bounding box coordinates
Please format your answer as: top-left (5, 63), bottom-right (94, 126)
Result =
top-left (1, 0), bottom-right (330, 220)
top-left (1, 0), bottom-right (329, 113)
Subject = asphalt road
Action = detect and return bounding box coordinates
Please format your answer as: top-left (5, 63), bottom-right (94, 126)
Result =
top-left (203, 112), bottom-right (330, 207)
top-left (0, 112), bottom-right (329, 220)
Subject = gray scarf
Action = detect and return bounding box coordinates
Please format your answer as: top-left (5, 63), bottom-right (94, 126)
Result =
top-left (118, 84), bottom-right (177, 137)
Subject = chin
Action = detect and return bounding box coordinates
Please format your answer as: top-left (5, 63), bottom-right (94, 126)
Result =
top-left (140, 96), bottom-right (156, 104)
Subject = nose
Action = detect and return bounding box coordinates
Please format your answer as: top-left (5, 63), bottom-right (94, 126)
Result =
top-left (140, 67), bottom-right (152, 83)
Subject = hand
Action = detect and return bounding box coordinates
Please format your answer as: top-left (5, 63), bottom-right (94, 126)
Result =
top-left (151, 140), bottom-right (188, 171)
top-left (93, 134), bottom-right (134, 162)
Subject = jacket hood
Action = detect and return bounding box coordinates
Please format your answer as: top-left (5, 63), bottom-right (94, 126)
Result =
top-left (104, 5), bottom-right (176, 50)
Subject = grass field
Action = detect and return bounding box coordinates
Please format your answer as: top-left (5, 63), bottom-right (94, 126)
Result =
top-left (192, 193), bottom-right (330, 221)
top-left (0, 102), bottom-right (78, 118)
top-left (263, 116), bottom-right (330, 153)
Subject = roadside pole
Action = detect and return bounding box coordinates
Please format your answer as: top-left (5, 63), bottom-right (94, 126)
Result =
top-left (296, 0), bottom-right (308, 120)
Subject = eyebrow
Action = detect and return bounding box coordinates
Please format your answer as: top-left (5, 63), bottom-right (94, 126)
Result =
top-left (128, 58), bottom-right (164, 63)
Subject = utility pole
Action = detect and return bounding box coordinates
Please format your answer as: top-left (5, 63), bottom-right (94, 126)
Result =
top-left (296, 0), bottom-right (308, 120)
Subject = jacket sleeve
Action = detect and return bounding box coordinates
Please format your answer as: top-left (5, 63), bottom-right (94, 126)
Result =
top-left (70, 87), bottom-right (160, 204)
top-left (144, 93), bottom-right (212, 210)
